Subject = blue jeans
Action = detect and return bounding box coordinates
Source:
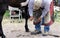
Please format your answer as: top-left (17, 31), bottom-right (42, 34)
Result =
top-left (35, 22), bottom-right (42, 32)
top-left (35, 18), bottom-right (50, 32)
top-left (44, 25), bottom-right (50, 32)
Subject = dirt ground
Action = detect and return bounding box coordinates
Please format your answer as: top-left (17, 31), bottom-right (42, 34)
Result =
top-left (1, 18), bottom-right (60, 38)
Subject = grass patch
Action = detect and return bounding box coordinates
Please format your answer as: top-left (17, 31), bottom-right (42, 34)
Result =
top-left (4, 10), bottom-right (10, 18)
top-left (4, 10), bottom-right (10, 17)
top-left (54, 11), bottom-right (60, 22)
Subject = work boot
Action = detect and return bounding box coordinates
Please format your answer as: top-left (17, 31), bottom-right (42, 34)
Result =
top-left (42, 32), bottom-right (49, 36)
top-left (31, 30), bottom-right (42, 35)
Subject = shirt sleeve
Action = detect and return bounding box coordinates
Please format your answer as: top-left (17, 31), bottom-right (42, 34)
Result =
top-left (40, 2), bottom-right (50, 18)
top-left (28, 0), bottom-right (34, 16)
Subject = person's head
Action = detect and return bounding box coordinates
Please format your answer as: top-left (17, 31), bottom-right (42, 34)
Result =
top-left (33, 0), bottom-right (42, 10)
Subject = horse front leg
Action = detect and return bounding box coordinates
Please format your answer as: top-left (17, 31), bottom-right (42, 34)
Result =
top-left (25, 18), bottom-right (29, 32)
top-left (0, 8), bottom-right (6, 38)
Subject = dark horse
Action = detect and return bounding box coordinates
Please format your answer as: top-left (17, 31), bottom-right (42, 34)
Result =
top-left (0, 0), bottom-right (29, 38)
top-left (9, 0), bottom-right (30, 32)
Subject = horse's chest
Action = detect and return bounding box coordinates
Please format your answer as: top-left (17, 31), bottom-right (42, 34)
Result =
top-left (0, 0), bottom-right (8, 3)
top-left (18, 0), bottom-right (26, 3)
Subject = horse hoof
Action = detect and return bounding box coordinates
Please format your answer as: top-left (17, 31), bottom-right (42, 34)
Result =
top-left (1, 35), bottom-right (6, 38)
top-left (26, 30), bottom-right (30, 32)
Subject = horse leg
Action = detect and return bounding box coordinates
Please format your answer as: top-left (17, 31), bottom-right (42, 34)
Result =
top-left (25, 18), bottom-right (29, 32)
top-left (24, 6), bottom-right (30, 32)
top-left (0, 7), bottom-right (6, 38)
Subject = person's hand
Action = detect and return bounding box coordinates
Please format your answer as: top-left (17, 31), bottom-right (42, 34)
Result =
top-left (29, 16), bottom-right (34, 21)
top-left (37, 17), bottom-right (41, 22)
top-left (33, 17), bottom-right (42, 25)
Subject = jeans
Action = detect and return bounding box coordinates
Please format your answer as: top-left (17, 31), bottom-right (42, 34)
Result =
top-left (35, 22), bottom-right (42, 31)
top-left (44, 25), bottom-right (50, 32)
top-left (35, 18), bottom-right (50, 32)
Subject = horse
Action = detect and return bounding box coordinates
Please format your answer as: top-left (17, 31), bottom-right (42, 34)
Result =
top-left (0, 0), bottom-right (29, 38)
top-left (9, 0), bottom-right (30, 32)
